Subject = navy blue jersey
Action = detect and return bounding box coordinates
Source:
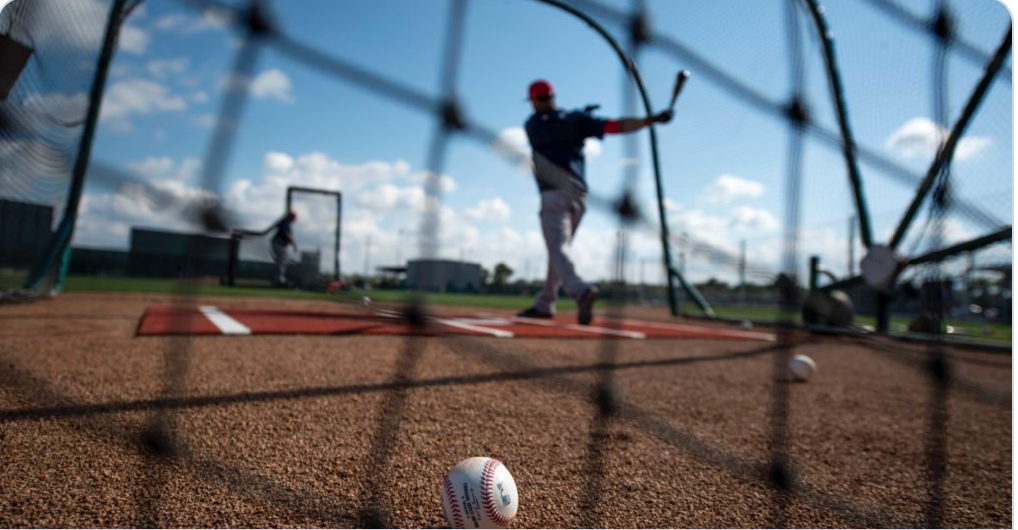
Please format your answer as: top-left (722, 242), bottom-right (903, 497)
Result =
top-left (272, 217), bottom-right (293, 245)
top-left (525, 109), bottom-right (607, 193)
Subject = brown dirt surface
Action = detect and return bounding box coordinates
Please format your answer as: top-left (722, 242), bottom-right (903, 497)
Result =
top-left (0, 292), bottom-right (1011, 528)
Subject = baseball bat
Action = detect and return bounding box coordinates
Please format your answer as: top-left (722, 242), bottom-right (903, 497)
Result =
top-left (668, 70), bottom-right (691, 111)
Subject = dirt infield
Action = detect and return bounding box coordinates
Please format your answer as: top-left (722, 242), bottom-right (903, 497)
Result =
top-left (0, 292), bottom-right (1011, 528)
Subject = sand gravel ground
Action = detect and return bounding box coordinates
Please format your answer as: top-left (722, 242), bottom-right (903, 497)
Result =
top-left (0, 293), bottom-right (1010, 528)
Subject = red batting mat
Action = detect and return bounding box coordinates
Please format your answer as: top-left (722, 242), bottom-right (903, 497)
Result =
top-left (136, 305), bottom-right (776, 341)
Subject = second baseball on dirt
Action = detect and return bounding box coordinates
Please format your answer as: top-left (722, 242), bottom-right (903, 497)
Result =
top-left (441, 457), bottom-right (519, 529)
top-left (788, 353), bottom-right (817, 381)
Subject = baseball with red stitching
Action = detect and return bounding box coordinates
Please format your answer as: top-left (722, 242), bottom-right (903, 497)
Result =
top-left (441, 457), bottom-right (519, 529)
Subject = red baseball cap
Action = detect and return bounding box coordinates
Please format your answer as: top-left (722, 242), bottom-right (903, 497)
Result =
top-left (528, 79), bottom-right (554, 100)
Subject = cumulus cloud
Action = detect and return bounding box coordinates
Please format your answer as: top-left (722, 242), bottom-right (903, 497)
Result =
top-left (69, 148), bottom-right (631, 282)
top-left (885, 117), bottom-right (992, 162)
top-left (250, 69), bottom-right (294, 103)
top-left (703, 174), bottom-right (765, 204)
top-left (100, 79), bottom-right (188, 124)
top-left (406, 170), bottom-right (457, 194)
top-left (356, 184), bottom-right (426, 212)
top-left (464, 197), bottom-right (511, 222)
top-left (126, 156), bottom-right (200, 182)
top-left (153, 9), bottom-right (229, 34)
top-left (492, 127), bottom-right (532, 173)
top-left (259, 151), bottom-right (405, 192)
top-left (661, 197), bottom-right (784, 281)
top-left (193, 114), bottom-right (217, 128)
top-left (147, 58), bottom-right (190, 79)
top-left (118, 24), bottom-right (150, 54)
top-left (730, 205), bottom-right (779, 231)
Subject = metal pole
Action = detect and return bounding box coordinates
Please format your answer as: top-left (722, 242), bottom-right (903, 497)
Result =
top-left (739, 239), bottom-right (747, 305)
top-left (848, 215), bottom-right (856, 276)
top-left (809, 256), bottom-right (820, 291)
top-left (334, 192), bottom-right (341, 280)
top-left (801, 0), bottom-right (874, 249)
top-left (364, 235), bottom-right (371, 278)
top-left (679, 232), bottom-right (687, 275)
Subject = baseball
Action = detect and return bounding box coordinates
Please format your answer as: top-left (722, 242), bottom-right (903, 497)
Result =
top-left (787, 354), bottom-right (817, 382)
top-left (441, 457), bottom-right (519, 529)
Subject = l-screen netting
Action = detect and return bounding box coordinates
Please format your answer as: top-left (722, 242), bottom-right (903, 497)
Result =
top-left (0, 0), bottom-right (115, 297)
top-left (232, 188), bottom-right (339, 290)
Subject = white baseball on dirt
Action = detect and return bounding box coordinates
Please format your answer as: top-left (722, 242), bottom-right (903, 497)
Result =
top-left (441, 457), bottom-right (519, 529)
top-left (787, 353), bottom-right (817, 382)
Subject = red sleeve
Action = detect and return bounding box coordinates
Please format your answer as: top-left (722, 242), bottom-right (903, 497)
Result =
top-left (604, 119), bottom-right (621, 134)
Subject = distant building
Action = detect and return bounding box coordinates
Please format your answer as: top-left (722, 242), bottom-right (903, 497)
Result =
top-left (406, 259), bottom-right (481, 292)
top-left (0, 199), bottom-right (53, 269)
top-left (128, 227), bottom-right (232, 278)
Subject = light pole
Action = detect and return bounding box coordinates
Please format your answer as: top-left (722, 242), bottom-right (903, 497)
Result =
top-left (396, 229), bottom-right (406, 266)
top-left (363, 235), bottom-right (371, 278)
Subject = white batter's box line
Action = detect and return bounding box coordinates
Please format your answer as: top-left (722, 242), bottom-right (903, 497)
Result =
top-left (374, 309), bottom-right (402, 319)
top-left (606, 318), bottom-right (777, 342)
top-left (199, 306), bottom-right (251, 335)
top-left (513, 317), bottom-right (646, 339)
top-left (431, 317), bottom-right (515, 338)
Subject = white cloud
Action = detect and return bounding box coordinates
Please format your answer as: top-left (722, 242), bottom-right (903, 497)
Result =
top-left (406, 170), bottom-right (457, 194)
top-left (147, 58), bottom-right (190, 79)
top-left (885, 117), bottom-right (992, 162)
top-left (492, 127), bottom-right (532, 173)
top-left (264, 151), bottom-right (294, 173)
top-left (464, 197), bottom-right (511, 222)
top-left (662, 198), bottom-right (783, 282)
top-left (583, 138), bottom-right (602, 158)
top-left (118, 24), bottom-right (150, 54)
top-left (259, 151), bottom-right (401, 192)
top-left (193, 114), bottom-right (217, 128)
top-left (356, 184), bottom-right (427, 212)
top-left (153, 10), bottom-right (228, 34)
top-left (703, 174), bottom-right (765, 204)
top-left (100, 79), bottom-right (188, 123)
top-left (250, 69), bottom-right (294, 103)
top-left (126, 156), bottom-right (200, 182)
top-left (730, 205), bottom-right (779, 231)
top-left (954, 136), bottom-right (993, 161)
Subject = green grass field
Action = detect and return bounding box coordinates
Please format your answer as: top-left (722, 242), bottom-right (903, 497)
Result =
top-left (2, 273), bottom-right (1009, 344)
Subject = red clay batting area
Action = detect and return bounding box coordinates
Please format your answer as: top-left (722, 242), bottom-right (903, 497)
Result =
top-left (137, 305), bottom-right (777, 341)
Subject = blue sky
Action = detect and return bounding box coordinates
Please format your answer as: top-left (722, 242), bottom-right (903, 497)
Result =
top-left (10, 0), bottom-right (1010, 284)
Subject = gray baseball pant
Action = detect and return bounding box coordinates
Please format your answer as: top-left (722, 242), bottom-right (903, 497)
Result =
top-left (272, 240), bottom-right (288, 285)
top-left (532, 189), bottom-right (591, 314)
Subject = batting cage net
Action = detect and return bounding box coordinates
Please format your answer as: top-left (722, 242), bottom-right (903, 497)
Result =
top-left (0, 0), bottom-right (1011, 527)
top-left (0, 0), bottom-right (124, 300)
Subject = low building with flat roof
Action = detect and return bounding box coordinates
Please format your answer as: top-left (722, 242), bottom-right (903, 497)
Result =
top-left (406, 259), bottom-right (481, 292)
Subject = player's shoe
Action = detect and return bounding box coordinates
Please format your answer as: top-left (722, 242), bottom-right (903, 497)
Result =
top-left (577, 287), bottom-right (598, 326)
top-left (516, 307), bottom-right (553, 319)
